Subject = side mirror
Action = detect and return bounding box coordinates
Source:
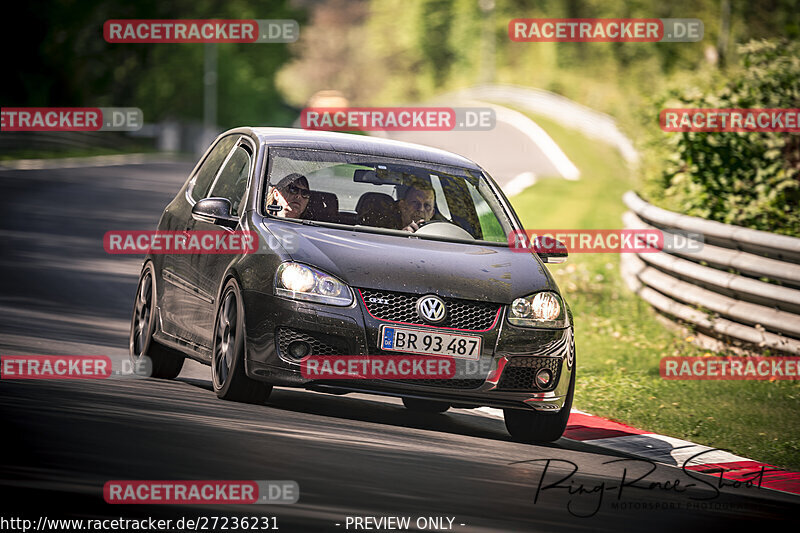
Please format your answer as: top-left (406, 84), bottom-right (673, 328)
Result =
top-left (533, 236), bottom-right (568, 264)
top-left (192, 197), bottom-right (238, 228)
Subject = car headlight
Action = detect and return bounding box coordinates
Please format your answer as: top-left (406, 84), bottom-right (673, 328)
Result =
top-left (275, 262), bottom-right (353, 306)
top-left (508, 292), bottom-right (568, 328)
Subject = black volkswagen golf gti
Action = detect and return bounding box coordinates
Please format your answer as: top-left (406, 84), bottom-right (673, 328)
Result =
top-left (130, 127), bottom-right (576, 442)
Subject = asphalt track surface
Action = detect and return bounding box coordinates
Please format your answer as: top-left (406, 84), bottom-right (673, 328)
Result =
top-left (0, 162), bottom-right (797, 532)
top-left (380, 118), bottom-right (567, 182)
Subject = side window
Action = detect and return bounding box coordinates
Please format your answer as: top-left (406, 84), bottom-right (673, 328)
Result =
top-left (189, 135), bottom-right (238, 202)
top-left (469, 181), bottom-right (506, 242)
top-left (208, 145), bottom-right (252, 216)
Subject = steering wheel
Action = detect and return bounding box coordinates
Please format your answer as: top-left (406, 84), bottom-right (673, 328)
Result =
top-left (413, 220), bottom-right (475, 240)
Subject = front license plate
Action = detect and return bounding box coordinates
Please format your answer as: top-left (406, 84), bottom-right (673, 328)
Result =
top-left (379, 326), bottom-right (482, 360)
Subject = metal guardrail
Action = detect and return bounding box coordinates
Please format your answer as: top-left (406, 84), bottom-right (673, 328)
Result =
top-left (620, 191), bottom-right (800, 355)
top-left (0, 131), bottom-right (140, 151)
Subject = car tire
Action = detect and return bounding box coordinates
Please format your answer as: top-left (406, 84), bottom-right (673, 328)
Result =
top-left (130, 263), bottom-right (185, 379)
top-left (402, 398), bottom-right (450, 413)
top-left (503, 366), bottom-right (575, 443)
top-left (212, 279), bottom-right (272, 404)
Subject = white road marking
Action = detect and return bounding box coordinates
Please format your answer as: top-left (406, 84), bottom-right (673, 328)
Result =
top-left (489, 103), bottom-right (580, 181)
top-left (503, 171), bottom-right (537, 197)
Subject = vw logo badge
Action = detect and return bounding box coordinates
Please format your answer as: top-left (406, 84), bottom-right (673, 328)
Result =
top-left (417, 295), bottom-right (446, 324)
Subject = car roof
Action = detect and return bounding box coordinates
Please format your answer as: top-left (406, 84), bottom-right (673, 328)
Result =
top-left (227, 127), bottom-right (482, 171)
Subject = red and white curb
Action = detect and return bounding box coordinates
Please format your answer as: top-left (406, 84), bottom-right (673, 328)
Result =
top-left (477, 407), bottom-right (800, 496)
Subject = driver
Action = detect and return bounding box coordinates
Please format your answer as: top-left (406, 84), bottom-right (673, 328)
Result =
top-left (266, 173), bottom-right (311, 219)
top-left (397, 182), bottom-right (436, 232)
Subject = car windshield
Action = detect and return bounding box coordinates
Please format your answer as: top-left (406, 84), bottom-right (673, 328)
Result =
top-left (263, 147), bottom-right (515, 244)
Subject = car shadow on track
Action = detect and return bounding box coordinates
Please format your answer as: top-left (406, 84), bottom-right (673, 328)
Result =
top-left (178, 375), bottom-right (516, 440)
top-left (174, 375), bottom-right (609, 455)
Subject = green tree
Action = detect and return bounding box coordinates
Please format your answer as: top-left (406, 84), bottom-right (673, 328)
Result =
top-left (643, 39), bottom-right (800, 235)
top-left (418, 0), bottom-right (456, 87)
top-left (2, 0), bottom-right (305, 128)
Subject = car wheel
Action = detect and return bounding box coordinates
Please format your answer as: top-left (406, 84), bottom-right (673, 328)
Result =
top-left (130, 263), bottom-right (185, 379)
top-left (211, 279), bottom-right (272, 404)
top-left (402, 398), bottom-right (450, 413)
top-left (503, 366), bottom-right (575, 443)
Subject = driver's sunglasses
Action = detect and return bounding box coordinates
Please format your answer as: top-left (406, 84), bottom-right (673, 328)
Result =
top-left (284, 184), bottom-right (311, 199)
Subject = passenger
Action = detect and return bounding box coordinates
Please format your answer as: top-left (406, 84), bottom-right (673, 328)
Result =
top-left (266, 173), bottom-right (311, 218)
top-left (397, 183), bottom-right (436, 232)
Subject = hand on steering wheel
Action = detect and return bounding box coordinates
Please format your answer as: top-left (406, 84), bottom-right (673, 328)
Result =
top-left (402, 219), bottom-right (431, 232)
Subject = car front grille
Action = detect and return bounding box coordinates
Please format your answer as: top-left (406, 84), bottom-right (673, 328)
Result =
top-left (277, 328), bottom-right (345, 358)
top-left (387, 378), bottom-right (485, 389)
top-left (496, 356), bottom-right (563, 391)
top-left (361, 345), bottom-right (487, 389)
top-left (358, 288), bottom-right (501, 331)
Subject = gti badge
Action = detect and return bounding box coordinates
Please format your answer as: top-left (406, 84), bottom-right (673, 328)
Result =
top-left (416, 295), bottom-right (446, 324)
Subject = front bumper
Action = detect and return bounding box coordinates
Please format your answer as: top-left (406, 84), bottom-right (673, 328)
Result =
top-left (241, 289), bottom-right (575, 411)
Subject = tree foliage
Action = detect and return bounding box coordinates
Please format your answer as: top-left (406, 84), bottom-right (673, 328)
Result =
top-left (643, 39), bottom-right (800, 236)
top-left (418, 0), bottom-right (456, 87)
top-left (2, 0), bottom-right (305, 128)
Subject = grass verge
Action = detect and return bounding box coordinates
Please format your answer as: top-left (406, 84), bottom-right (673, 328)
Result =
top-left (508, 113), bottom-right (800, 470)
